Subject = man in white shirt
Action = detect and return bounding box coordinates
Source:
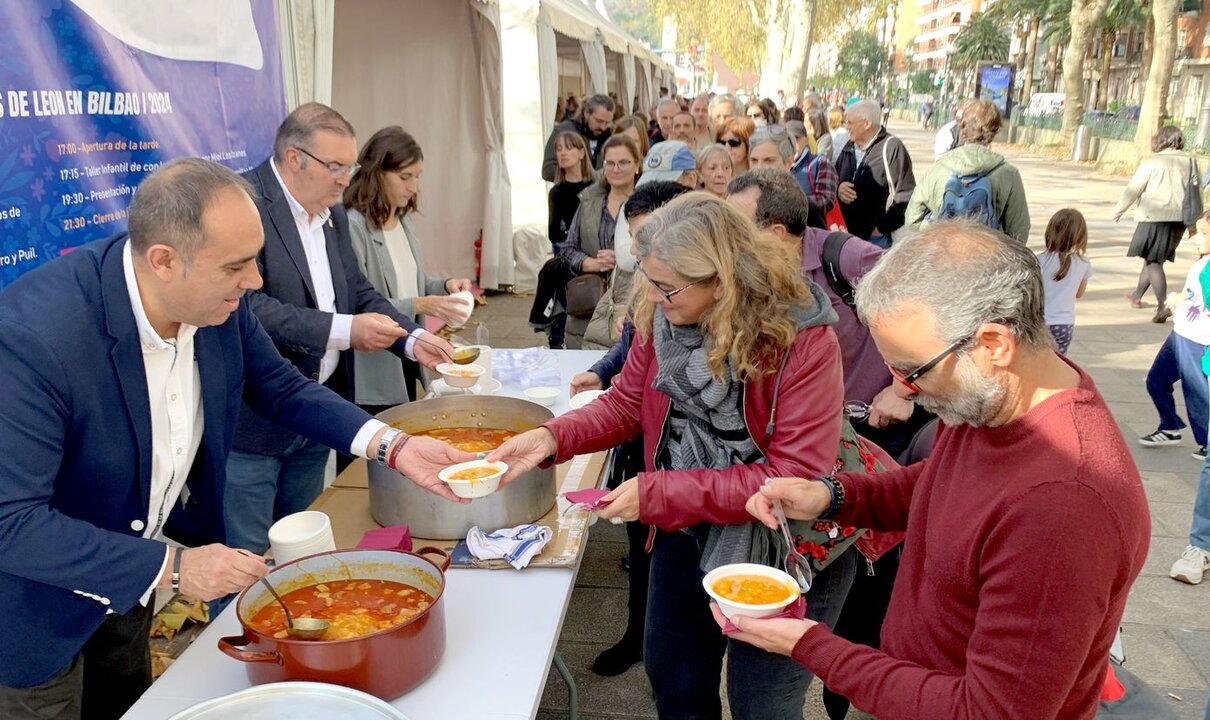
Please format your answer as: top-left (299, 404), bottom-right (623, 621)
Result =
top-left (228, 104), bottom-right (455, 554)
top-left (0, 158), bottom-right (473, 720)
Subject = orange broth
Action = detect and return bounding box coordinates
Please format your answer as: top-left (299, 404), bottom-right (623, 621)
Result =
top-left (711, 574), bottom-right (795, 605)
top-left (448, 466), bottom-right (498, 481)
top-left (408, 427), bottom-right (517, 454)
top-left (249, 579), bottom-right (433, 641)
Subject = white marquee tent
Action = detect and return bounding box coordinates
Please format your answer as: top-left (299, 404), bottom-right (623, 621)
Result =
top-left (276, 0), bottom-right (671, 292)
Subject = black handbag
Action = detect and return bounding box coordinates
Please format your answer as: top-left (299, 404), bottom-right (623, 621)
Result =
top-left (1182, 158), bottom-right (1203, 228)
top-left (565, 274), bottom-right (606, 318)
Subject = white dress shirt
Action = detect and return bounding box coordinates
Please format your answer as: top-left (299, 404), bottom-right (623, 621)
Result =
top-left (269, 159), bottom-right (352, 384)
top-left (122, 243), bottom-right (388, 608)
top-left (123, 241), bottom-right (203, 606)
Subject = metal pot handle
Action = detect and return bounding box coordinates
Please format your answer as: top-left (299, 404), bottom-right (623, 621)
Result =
top-left (218, 633), bottom-right (281, 664)
top-left (414, 545), bottom-right (451, 572)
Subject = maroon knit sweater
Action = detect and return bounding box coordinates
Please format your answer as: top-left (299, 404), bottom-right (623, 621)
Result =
top-left (793, 366), bottom-right (1149, 720)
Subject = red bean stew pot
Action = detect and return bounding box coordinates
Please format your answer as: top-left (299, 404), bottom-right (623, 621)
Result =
top-left (219, 547), bottom-right (449, 700)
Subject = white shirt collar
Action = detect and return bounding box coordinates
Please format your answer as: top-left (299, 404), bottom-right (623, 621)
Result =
top-left (270, 157), bottom-right (331, 226)
top-left (122, 240), bottom-right (197, 351)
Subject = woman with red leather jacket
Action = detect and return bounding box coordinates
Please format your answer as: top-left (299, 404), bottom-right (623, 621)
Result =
top-left (491, 192), bottom-right (853, 719)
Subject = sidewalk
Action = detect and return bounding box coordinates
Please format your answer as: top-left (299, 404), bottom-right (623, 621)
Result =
top-left (480, 119), bottom-right (1209, 719)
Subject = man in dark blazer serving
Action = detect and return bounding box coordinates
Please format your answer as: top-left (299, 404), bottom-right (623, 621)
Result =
top-left (226, 103), bottom-right (455, 554)
top-left (0, 158), bottom-right (471, 720)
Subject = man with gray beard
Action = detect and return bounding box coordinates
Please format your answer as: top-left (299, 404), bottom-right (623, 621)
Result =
top-left (719, 220), bottom-right (1151, 720)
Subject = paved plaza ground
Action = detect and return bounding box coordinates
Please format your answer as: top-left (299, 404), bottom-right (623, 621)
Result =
top-left (475, 120), bottom-right (1209, 719)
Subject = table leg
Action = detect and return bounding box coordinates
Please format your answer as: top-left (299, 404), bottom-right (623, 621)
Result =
top-left (552, 651), bottom-right (578, 720)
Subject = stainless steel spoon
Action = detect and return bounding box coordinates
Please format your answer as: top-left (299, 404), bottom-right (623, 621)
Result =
top-left (256, 576), bottom-right (329, 640)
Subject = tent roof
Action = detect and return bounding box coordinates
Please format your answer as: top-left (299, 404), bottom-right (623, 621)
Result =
top-left (538, 0), bottom-right (670, 72)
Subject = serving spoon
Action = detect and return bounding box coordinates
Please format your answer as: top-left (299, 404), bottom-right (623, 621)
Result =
top-left (256, 576), bottom-right (329, 640)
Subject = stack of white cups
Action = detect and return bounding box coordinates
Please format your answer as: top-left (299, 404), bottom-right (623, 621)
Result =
top-left (268, 511), bottom-right (336, 566)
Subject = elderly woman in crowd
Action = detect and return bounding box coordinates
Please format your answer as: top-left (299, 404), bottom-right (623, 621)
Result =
top-left (343, 126), bottom-right (472, 414)
top-left (1114, 125), bottom-right (1199, 323)
top-left (750, 125), bottom-right (838, 221)
top-left (494, 193), bottom-right (852, 719)
top-left (697, 143), bottom-right (734, 199)
top-left (716, 116), bottom-right (755, 176)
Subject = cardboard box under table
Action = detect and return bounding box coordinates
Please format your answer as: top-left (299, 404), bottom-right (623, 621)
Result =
top-left (312, 452), bottom-right (608, 568)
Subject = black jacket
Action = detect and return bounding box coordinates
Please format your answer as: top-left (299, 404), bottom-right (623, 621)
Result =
top-left (834, 127), bottom-right (916, 240)
top-left (542, 120), bottom-right (609, 183)
top-left (236, 160), bottom-right (419, 454)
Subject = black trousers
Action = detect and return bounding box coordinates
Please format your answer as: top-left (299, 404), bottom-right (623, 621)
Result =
top-left (0, 602), bottom-right (154, 720)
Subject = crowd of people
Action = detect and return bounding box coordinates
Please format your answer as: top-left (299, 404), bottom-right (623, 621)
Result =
top-left (522, 87), bottom-right (1210, 720)
top-left (1, 80), bottom-right (1208, 720)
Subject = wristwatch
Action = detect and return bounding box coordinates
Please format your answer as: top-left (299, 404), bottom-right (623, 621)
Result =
top-left (375, 428), bottom-right (402, 467)
top-left (171, 548), bottom-right (183, 594)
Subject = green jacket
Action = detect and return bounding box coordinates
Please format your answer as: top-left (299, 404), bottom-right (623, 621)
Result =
top-left (905, 144), bottom-right (1031, 243)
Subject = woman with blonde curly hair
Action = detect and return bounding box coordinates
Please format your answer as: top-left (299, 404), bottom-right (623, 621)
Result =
top-left (492, 192), bottom-right (851, 718)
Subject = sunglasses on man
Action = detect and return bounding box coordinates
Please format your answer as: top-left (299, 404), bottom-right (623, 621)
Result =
top-left (886, 335), bottom-right (973, 394)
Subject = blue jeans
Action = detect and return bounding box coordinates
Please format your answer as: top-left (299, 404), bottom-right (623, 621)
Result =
top-left (1194, 445), bottom-right (1210, 550)
top-left (224, 435), bottom-right (332, 553)
top-left (643, 527), bottom-right (857, 720)
top-left (1145, 333), bottom-right (1209, 447)
top-left (867, 233), bottom-right (892, 250)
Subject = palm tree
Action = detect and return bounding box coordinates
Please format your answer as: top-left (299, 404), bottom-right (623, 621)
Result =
top-left (1093, 0), bottom-right (1148, 111)
top-left (951, 12), bottom-right (1011, 97)
top-left (986, 0), bottom-right (1063, 106)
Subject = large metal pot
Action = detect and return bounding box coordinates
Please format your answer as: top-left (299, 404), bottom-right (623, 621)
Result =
top-left (219, 548), bottom-right (448, 700)
top-left (369, 395), bottom-right (556, 538)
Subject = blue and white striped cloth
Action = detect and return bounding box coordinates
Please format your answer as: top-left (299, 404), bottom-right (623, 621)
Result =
top-left (466, 524), bottom-right (553, 569)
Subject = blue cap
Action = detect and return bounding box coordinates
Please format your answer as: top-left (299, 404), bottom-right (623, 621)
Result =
top-left (637, 141), bottom-right (696, 186)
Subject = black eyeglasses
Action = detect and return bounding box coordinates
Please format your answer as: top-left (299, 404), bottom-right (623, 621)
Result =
top-left (635, 260), bottom-right (705, 304)
top-left (720, 138), bottom-right (744, 148)
top-left (293, 146), bottom-right (359, 177)
top-left (887, 335), bottom-right (973, 393)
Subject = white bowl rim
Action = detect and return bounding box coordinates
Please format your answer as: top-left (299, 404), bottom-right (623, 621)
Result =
top-left (523, 386), bottom-right (560, 397)
top-left (569, 389), bottom-right (606, 407)
top-left (702, 563), bottom-right (801, 610)
top-left (438, 459), bottom-right (508, 484)
top-left (435, 362), bottom-right (485, 376)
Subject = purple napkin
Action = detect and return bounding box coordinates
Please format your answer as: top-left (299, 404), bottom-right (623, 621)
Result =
top-left (722, 595), bottom-right (807, 635)
top-left (563, 488), bottom-right (611, 510)
top-left (356, 524), bottom-right (413, 551)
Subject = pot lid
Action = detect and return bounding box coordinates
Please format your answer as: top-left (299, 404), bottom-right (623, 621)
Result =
top-left (167, 681), bottom-right (409, 720)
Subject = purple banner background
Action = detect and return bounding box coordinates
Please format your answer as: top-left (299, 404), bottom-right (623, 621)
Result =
top-left (0, 0), bottom-right (287, 288)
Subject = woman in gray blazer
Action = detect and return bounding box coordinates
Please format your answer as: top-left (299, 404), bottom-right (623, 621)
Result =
top-left (344, 126), bottom-right (472, 414)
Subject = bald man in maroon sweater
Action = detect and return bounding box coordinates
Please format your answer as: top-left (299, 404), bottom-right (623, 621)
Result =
top-left (719, 221), bottom-right (1150, 720)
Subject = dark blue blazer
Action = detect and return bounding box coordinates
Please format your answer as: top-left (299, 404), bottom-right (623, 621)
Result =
top-left (234, 160), bottom-right (419, 454)
top-left (0, 234), bottom-right (371, 687)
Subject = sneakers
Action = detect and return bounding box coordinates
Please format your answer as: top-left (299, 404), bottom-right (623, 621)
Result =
top-left (1195, 447), bottom-right (1208, 461)
top-left (1170, 545), bottom-right (1210, 584)
top-left (1139, 430), bottom-right (1182, 447)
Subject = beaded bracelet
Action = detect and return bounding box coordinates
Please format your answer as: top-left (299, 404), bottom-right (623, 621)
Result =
top-left (386, 434), bottom-right (412, 470)
top-left (818, 475), bottom-right (845, 520)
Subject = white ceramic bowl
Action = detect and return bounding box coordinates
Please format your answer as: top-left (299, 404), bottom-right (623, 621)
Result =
top-left (438, 460), bottom-right (507, 499)
top-left (569, 389), bottom-right (606, 410)
top-left (524, 386), bottom-right (560, 407)
top-left (702, 563), bottom-right (801, 620)
top-left (435, 362), bottom-right (484, 389)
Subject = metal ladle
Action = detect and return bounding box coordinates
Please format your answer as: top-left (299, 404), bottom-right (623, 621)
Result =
top-left (416, 335), bottom-right (480, 364)
top-left (256, 576), bottom-right (329, 640)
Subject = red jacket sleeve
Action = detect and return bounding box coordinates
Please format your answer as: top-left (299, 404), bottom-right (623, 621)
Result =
top-left (543, 333), bottom-right (653, 461)
top-left (640, 328), bottom-right (844, 529)
top-left (792, 482), bottom-right (1137, 720)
